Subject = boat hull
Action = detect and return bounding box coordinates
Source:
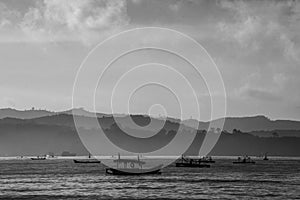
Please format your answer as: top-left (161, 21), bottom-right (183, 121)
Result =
top-left (73, 159), bottom-right (101, 164)
top-left (106, 165), bottom-right (162, 175)
top-left (31, 158), bottom-right (46, 160)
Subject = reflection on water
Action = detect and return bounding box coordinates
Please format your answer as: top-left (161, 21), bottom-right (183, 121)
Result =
top-left (0, 159), bottom-right (299, 199)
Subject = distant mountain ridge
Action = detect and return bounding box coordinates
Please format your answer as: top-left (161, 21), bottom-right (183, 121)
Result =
top-left (183, 115), bottom-right (300, 132)
top-left (0, 109), bottom-right (299, 156)
top-left (0, 115), bottom-right (299, 156)
top-left (0, 108), bottom-right (54, 119)
top-left (1, 108), bottom-right (300, 132)
top-left (0, 108), bottom-right (123, 120)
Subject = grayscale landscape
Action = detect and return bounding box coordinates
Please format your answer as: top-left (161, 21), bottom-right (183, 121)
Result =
top-left (0, 0), bottom-right (299, 199)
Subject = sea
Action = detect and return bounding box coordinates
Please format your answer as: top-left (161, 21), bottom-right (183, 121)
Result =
top-left (0, 157), bottom-right (299, 199)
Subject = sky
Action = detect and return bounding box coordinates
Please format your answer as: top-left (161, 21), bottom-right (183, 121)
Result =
top-left (0, 0), bottom-right (300, 121)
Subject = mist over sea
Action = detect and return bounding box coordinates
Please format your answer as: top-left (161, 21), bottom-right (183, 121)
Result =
top-left (1, 158), bottom-right (299, 200)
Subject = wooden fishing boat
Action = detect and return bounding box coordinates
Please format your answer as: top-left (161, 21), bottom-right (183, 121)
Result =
top-left (73, 154), bottom-right (101, 164)
top-left (199, 156), bottom-right (216, 163)
top-left (263, 156), bottom-right (269, 161)
top-left (175, 155), bottom-right (211, 168)
top-left (263, 153), bottom-right (269, 161)
top-left (105, 154), bottom-right (163, 175)
top-left (105, 165), bottom-right (163, 175)
top-left (31, 156), bottom-right (46, 160)
top-left (73, 159), bottom-right (101, 163)
top-left (233, 156), bottom-right (255, 164)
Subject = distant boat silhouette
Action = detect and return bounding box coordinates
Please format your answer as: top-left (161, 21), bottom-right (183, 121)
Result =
top-left (233, 156), bottom-right (255, 164)
top-left (199, 156), bottom-right (216, 163)
top-left (73, 153), bottom-right (101, 164)
top-left (263, 153), bottom-right (269, 161)
top-left (73, 159), bottom-right (101, 163)
top-left (31, 156), bottom-right (46, 160)
top-left (105, 154), bottom-right (162, 175)
top-left (175, 155), bottom-right (210, 168)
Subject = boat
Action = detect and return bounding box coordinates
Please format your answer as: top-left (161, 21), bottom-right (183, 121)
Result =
top-left (73, 159), bottom-right (101, 163)
top-left (31, 156), bottom-right (46, 160)
top-left (105, 165), bottom-right (163, 175)
top-left (73, 154), bottom-right (101, 164)
top-left (199, 156), bottom-right (216, 163)
top-left (175, 155), bottom-right (210, 168)
top-left (263, 153), bottom-right (269, 161)
top-left (233, 156), bottom-right (255, 164)
top-left (105, 154), bottom-right (163, 175)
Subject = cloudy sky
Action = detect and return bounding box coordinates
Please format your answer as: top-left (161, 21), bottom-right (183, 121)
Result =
top-left (0, 0), bottom-right (300, 120)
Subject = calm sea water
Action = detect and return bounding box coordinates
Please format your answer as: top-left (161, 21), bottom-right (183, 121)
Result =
top-left (0, 158), bottom-right (299, 199)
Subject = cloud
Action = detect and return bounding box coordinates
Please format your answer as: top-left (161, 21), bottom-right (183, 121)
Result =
top-left (216, 0), bottom-right (300, 62)
top-left (169, 1), bottom-right (181, 12)
top-left (131, 0), bottom-right (143, 4)
top-left (0, 2), bottom-right (20, 28)
top-left (0, 0), bottom-right (129, 45)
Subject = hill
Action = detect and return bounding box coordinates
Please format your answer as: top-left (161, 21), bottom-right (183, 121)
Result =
top-left (0, 114), bottom-right (299, 156)
top-left (0, 108), bottom-right (54, 119)
top-left (183, 115), bottom-right (300, 132)
top-left (2, 108), bottom-right (300, 133)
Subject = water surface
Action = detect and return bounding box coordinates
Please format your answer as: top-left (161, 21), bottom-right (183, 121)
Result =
top-left (0, 158), bottom-right (299, 199)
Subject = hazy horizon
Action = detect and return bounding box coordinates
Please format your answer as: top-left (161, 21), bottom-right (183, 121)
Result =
top-left (1, 106), bottom-right (300, 122)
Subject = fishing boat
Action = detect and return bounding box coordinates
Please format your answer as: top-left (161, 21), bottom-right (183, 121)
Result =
top-left (263, 153), bottom-right (269, 161)
top-left (105, 154), bottom-right (163, 175)
top-left (200, 156), bottom-right (216, 163)
top-left (233, 156), bottom-right (255, 164)
top-left (73, 154), bottom-right (101, 164)
top-left (31, 156), bottom-right (46, 160)
top-left (175, 155), bottom-right (210, 168)
top-left (73, 159), bottom-right (101, 163)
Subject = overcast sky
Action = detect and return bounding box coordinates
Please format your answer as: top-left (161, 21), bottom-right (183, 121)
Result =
top-left (0, 0), bottom-right (300, 120)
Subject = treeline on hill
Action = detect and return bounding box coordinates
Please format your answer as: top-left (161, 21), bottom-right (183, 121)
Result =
top-left (0, 114), bottom-right (299, 156)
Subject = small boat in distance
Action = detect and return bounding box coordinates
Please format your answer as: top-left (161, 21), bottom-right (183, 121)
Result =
top-left (105, 154), bottom-right (163, 175)
top-left (175, 155), bottom-right (210, 168)
top-left (263, 153), bottom-right (269, 161)
top-left (200, 156), bottom-right (216, 163)
top-left (73, 159), bottom-right (101, 163)
top-left (73, 154), bottom-right (101, 164)
top-left (233, 156), bottom-right (255, 164)
top-left (31, 155), bottom-right (46, 160)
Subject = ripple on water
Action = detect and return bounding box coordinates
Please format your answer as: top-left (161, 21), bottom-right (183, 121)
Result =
top-left (0, 159), bottom-right (299, 199)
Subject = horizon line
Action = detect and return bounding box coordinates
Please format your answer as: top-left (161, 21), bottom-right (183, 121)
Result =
top-left (1, 106), bottom-right (300, 122)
